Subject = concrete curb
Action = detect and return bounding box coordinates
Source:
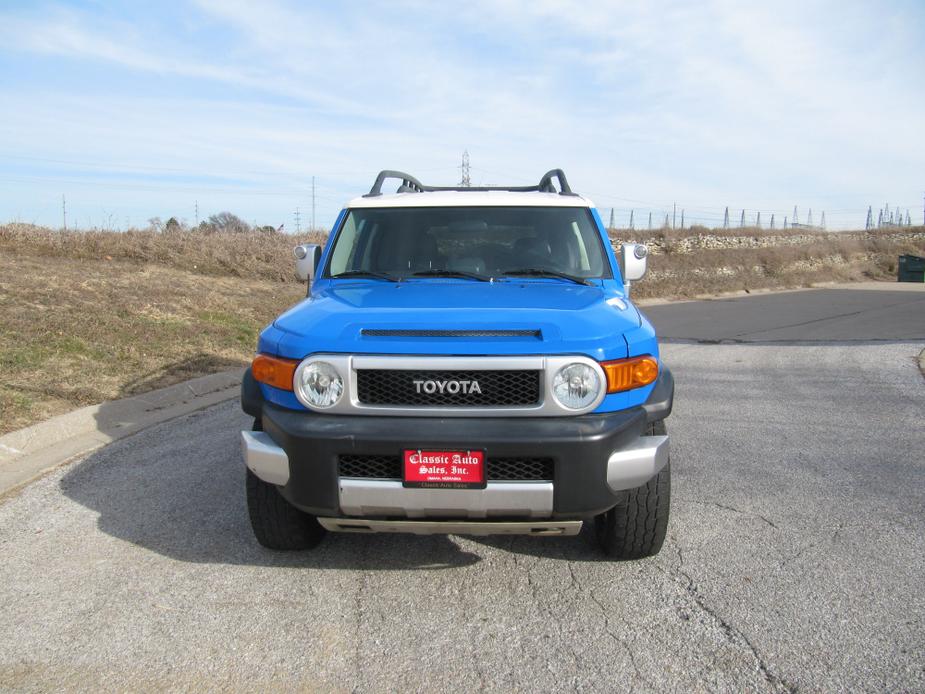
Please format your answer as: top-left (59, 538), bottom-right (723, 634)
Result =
top-left (0, 368), bottom-right (244, 498)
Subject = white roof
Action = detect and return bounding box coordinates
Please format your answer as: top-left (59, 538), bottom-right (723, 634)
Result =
top-left (347, 190), bottom-right (596, 209)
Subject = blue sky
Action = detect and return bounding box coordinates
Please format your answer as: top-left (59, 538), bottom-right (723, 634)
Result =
top-left (0, 0), bottom-right (923, 230)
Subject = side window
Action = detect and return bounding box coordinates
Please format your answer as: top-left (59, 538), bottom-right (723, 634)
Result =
top-left (328, 215), bottom-right (361, 275)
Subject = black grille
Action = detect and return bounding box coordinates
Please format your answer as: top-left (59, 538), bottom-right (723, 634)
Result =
top-left (338, 455), bottom-right (554, 481)
top-left (362, 329), bottom-right (540, 338)
top-left (356, 369), bottom-right (540, 407)
top-left (339, 455), bottom-right (400, 479)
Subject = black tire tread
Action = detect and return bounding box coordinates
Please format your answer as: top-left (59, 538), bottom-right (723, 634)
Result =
top-left (595, 419), bottom-right (670, 559)
top-left (246, 419), bottom-right (326, 551)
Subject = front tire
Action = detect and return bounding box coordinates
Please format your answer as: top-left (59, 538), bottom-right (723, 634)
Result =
top-left (246, 419), bottom-right (326, 550)
top-left (594, 420), bottom-right (671, 559)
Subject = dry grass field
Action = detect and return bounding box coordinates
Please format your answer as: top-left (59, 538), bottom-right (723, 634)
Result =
top-left (0, 222), bottom-right (922, 434)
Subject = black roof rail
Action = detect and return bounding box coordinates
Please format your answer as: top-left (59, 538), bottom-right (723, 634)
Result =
top-left (363, 168), bottom-right (577, 197)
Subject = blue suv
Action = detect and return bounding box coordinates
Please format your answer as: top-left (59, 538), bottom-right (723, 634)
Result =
top-left (240, 170), bottom-right (673, 559)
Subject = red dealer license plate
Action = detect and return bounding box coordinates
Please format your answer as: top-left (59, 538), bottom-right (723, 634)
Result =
top-left (403, 449), bottom-right (486, 489)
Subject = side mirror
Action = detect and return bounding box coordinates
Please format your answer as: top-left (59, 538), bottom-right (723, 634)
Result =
top-left (620, 243), bottom-right (648, 292)
top-left (294, 244), bottom-right (322, 294)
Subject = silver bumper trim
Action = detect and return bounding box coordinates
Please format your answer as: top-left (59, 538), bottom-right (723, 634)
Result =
top-left (606, 434), bottom-right (669, 491)
top-left (317, 518), bottom-right (582, 536)
top-left (241, 431), bottom-right (290, 485)
top-left (338, 479), bottom-right (553, 518)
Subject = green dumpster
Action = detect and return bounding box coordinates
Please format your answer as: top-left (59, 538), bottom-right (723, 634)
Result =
top-left (898, 254), bottom-right (925, 282)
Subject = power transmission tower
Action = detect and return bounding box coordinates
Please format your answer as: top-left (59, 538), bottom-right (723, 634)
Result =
top-left (609, 208), bottom-right (615, 231)
top-left (793, 205), bottom-right (799, 225)
top-left (312, 177), bottom-right (316, 232)
top-left (820, 211), bottom-right (826, 230)
top-left (770, 214), bottom-right (775, 229)
top-left (629, 210), bottom-right (634, 230)
top-left (756, 211), bottom-right (761, 228)
top-left (877, 210), bottom-right (882, 228)
top-left (740, 209), bottom-right (746, 227)
top-left (664, 214), bottom-right (670, 229)
top-left (62, 194), bottom-right (67, 231)
top-left (294, 208), bottom-right (301, 234)
top-left (460, 150), bottom-right (471, 187)
top-left (784, 216), bottom-right (788, 228)
top-left (723, 207), bottom-right (729, 229)
top-left (807, 209), bottom-right (814, 227)
top-left (905, 210), bottom-right (911, 226)
top-left (648, 212), bottom-right (652, 230)
top-left (672, 203), bottom-right (676, 229)
top-left (680, 210), bottom-right (685, 228)
top-left (865, 206), bottom-right (873, 230)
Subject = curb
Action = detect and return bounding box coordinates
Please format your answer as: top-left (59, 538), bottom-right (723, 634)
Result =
top-left (0, 368), bottom-right (244, 498)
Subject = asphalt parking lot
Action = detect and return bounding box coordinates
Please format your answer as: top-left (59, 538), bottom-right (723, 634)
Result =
top-left (0, 287), bottom-right (923, 692)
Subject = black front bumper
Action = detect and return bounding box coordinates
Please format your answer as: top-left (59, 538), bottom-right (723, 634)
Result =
top-left (244, 367), bottom-right (673, 519)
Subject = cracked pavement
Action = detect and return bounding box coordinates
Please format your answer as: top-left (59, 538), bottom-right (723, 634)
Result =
top-left (0, 288), bottom-right (923, 692)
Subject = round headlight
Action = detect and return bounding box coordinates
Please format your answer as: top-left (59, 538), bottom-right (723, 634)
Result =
top-left (552, 363), bottom-right (601, 410)
top-left (295, 361), bottom-right (344, 409)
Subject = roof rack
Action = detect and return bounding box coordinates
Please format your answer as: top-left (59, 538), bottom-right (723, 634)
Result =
top-left (363, 169), bottom-right (577, 198)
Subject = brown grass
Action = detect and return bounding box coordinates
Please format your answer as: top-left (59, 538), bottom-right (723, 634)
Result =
top-left (0, 253), bottom-right (304, 435)
top-left (0, 223), bottom-right (326, 283)
top-left (608, 227), bottom-right (925, 299)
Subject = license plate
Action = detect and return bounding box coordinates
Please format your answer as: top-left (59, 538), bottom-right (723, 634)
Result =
top-left (403, 449), bottom-right (486, 489)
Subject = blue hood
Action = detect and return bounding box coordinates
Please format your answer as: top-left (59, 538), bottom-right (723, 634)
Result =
top-left (263, 280), bottom-right (641, 361)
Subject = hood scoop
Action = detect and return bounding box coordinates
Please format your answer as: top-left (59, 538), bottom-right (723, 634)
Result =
top-left (361, 329), bottom-right (542, 339)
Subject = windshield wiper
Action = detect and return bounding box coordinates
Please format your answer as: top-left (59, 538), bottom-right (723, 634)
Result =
top-left (411, 269), bottom-right (492, 282)
top-left (501, 268), bottom-right (591, 286)
top-left (330, 270), bottom-right (400, 282)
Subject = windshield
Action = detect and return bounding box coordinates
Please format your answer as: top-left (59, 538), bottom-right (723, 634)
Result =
top-left (324, 206), bottom-right (612, 281)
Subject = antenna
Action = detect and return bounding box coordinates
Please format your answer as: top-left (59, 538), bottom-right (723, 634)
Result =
top-left (460, 150), bottom-right (471, 187)
top-left (294, 207), bottom-right (301, 234)
top-left (62, 194), bottom-right (67, 231)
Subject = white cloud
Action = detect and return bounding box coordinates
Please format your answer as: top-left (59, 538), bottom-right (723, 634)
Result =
top-left (0, 0), bottom-right (922, 228)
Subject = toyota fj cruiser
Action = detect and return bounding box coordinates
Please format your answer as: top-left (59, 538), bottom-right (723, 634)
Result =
top-left (240, 169), bottom-right (673, 559)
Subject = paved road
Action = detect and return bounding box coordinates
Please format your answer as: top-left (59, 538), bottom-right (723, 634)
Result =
top-left (643, 285), bottom-right (925, 343)
top-left (1, 286), bottom-right (923, 692)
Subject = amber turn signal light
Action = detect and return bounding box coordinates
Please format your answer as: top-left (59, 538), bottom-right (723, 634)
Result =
top-left (251, 354), bottom-right (299, 391)
top-left (601, 355), bottom-right (659, 393)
